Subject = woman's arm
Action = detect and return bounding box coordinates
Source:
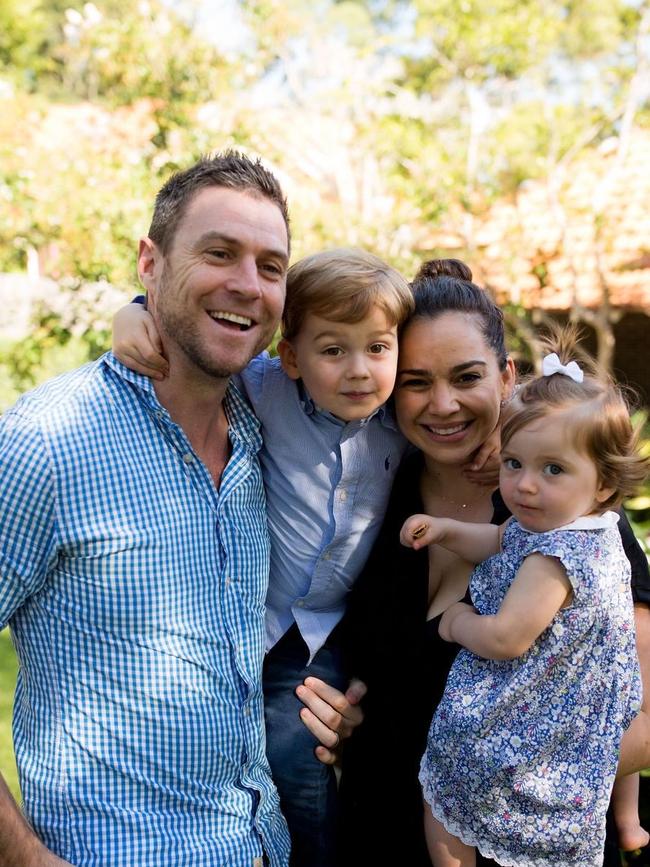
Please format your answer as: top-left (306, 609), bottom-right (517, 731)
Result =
top-left (615, 509), bottom-right (650, 775)
top-left (617, 602), bottom-right (650, 776)
top-left (441, 552), bottom-right (572, 660)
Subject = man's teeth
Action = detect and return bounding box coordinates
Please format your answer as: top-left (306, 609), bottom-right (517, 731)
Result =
top-left (427, 423), bottom-right (467, 436)
top-left (208, 311), bottom-right (253, 330)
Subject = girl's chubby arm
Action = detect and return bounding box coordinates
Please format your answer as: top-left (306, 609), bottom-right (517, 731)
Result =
top-left (400, 513), bottom-right (501, 564)
top-left (440, 553), bottom-right (573, 660)
top-left (113, 301), bottom-right (168, 379)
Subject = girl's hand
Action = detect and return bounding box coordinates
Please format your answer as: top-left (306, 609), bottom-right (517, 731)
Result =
top-left (439, 601), bottom-right (475, 643)
top-left (113, 303), bottom-right (168, 380)
top-left (400, 514), bottom-right (442, 550)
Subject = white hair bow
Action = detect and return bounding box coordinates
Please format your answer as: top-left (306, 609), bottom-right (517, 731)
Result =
top-left (541, 353), bottom-right (584, 383)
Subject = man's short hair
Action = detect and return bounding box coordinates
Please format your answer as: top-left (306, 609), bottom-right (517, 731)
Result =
top-left (282, 248), bottom-right (413, 340)
top-left (148, 150), bottom-right (290, 255)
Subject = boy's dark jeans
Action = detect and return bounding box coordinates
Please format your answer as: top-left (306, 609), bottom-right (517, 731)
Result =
top-left (263, 624), bottom-right (347, 867)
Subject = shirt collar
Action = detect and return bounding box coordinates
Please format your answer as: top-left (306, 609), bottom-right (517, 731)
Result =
top-left (103, 352), bottom-right (159, 407)
top-left (556, 511), bottom-right (620, 531)
top-left (102, 352), bottom-right (262, 454)
top-left (520, 510), bottom-right (620, 534)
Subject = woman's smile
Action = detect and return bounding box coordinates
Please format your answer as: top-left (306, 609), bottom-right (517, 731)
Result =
top-left (421, 420), bottom-right (473, 441)
top-left (395, 311), bottom-right (514, 464)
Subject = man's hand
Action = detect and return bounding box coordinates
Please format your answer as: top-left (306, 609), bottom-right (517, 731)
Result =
top-left (26, 851), bottom-right (72, 867)
top-left (295, 677), bottom-right (367, 765)
top-left (0, 773), bottom-right (73, 867)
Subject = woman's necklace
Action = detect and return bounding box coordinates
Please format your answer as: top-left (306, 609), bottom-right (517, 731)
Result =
top-left (425, 479), bottom-right (490, 513)
top-left (434, 490), bottom-right (483, 510)
top-left (421, 465), bottom-right (493, 517)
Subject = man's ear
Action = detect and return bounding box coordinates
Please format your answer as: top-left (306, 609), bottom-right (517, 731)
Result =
top-left (277, 338), bottom-right (300, 380)
top-left (137, 237), bottom-right (159, 296)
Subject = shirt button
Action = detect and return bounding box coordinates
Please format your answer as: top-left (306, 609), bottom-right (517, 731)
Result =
top-left (295, 600), bottom-right (305, 608)
top-left (253, 859), bottom-right (264, 867)
top-left (339, 489), bottom-right (347, 501)
top-left (225, 576), bottom-right (231, 586)
top-left (243, 706), bottom-right (251, 717)
top-left (182, 452), bottom-right (194, 464)
top-left (322, 551), bottom-right (331, 561)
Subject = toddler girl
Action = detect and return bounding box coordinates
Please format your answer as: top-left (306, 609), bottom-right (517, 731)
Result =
top-left (401, 329), bottom-right (649, 866)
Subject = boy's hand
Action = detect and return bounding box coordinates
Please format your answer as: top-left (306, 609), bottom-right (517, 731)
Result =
top-left (400, 514), bottom-right (442, 550)
top-left (113, 303), bottom-right (168, 380)
top-left (296, 677), bottom-right (366, 765)
top-left (439, 601), bottom-right (475, 643)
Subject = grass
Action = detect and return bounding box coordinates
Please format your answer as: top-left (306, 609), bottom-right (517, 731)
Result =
top-left (0, 629), bottom-right (19, 799)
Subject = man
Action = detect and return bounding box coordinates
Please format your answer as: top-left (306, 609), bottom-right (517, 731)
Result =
top-left (0, 152), bottom-right (296, 866)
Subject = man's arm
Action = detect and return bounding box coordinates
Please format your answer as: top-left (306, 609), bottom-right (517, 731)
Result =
top-left (0, 417), bottom-right (63, 864)
top-left (0, 773), bottom-right (71, 866)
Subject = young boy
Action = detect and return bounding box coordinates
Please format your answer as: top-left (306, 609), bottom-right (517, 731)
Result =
top-left (113, 248), bottom-right (414, 866)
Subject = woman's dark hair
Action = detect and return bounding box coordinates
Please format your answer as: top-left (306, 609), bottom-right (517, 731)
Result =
top-left (407, 258), bottom-right (507, 370)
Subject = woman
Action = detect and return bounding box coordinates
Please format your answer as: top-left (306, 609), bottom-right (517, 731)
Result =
top-left (337, 260), bottom-right (650, 867)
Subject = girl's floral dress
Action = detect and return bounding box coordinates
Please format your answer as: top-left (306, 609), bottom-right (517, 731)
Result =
top-left (419, 512), bottom-right (642, 867)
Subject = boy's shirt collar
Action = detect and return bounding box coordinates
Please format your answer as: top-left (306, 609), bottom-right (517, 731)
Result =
top-left (297, 380), bottom-right (398, 431)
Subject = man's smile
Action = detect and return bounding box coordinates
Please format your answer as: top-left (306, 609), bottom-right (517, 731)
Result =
top-left (207, 310), bottom-right (254, 331)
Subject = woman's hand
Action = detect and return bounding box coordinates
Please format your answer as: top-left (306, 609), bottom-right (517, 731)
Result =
top-left (113, 303), bottom-right (168, 380)
top-left (439, 601), bottom-right (475, 643)
top-left (400, 514), bottom-right (443, 550)
top-left (295, 677), bottom-right (367, 765)
top-left (463, 426), bottom-right (501, 487)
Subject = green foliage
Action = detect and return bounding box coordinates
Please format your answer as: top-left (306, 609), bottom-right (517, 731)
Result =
top-left (0, 0), bottom-right (231, 106)
top-left (0, 312), bottom-right (107, 397)
top-left (0, 0), bottom-right (648, 398)
top-left (0, 629), bottom-right (18, 800)
top-left (409, 0), bottom-right (563, 86)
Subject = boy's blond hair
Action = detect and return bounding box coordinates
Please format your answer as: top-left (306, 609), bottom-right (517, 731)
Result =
top-left (501, 324), bottom-right (649, 510)
top-left (281, 248), bottom-right (413, 340)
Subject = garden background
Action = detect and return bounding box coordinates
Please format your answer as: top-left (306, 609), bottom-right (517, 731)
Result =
top-left (1, 0), bottom-right (649, 856)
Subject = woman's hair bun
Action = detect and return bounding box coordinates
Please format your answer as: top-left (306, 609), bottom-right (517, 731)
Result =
top-left (414, 258), bottom-right (473, 283)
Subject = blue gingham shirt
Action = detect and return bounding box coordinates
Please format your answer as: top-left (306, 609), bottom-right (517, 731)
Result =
top-left (0, 354), bottom-right (290, 867)
top-left (237, 355), bottom-right (409, 661)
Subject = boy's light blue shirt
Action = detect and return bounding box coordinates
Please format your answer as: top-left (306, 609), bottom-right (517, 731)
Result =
top-left (238, 354), bottom-right (409, 662)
